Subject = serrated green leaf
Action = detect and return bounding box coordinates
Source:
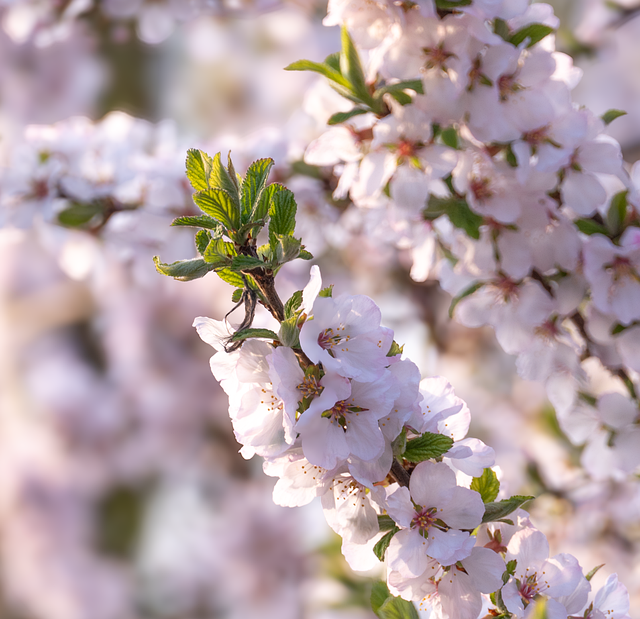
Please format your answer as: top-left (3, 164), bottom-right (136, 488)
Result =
top-left (271, 234), bottom-right (302, 265)
top-left (153, 256), bottom-right (215, 282)
top-left (319, 285), bottom-right (333, 298)
top-left (601, 109), bottom-right (627, 125)
top-left (284, 290), bottom-right (304, 319)
top-left (328, 108), bottom-right (369, 126)
top-left (575, 218), bottom-right (609, 236)
top-left (373, 528), bottom-right (399, 562)
top-left (171, 215), bottom-right (222, 230)
top-left (585, 564), bottom-right (605, 582)
top-left (210, 152), bottom-right (241, 207)
top-left (194, 188), bottom-right (241, 231)
top-left (230, 328), bottom-right (279, 343)
top-left (231, 288), bottom-right (243, 303)
top-left (203, 238), bottom-right (235, 266)
top-left (299, 249), bottom-right (313, 260)
top-left (503, 560), bottom-right (517, 584)
top-left (377, 515), bottom-right (397, 532)
top-left (403, 432), bottom-right (454, 463)
top-left (606, 190), bottom-right (628, 235)
top-left (509, 23), bottom-right (554, 48)
top-left (449, 281), bottom-right (484, 318)
top-left (279, 317), bottom-right (300, 348)
top-left (229, 255), bottom-right (266, 271)
top-left (269, 188), bottom-right (297, 240)
top-left (284, 59), bottom-right (351, 89)
top-left (241, 157), bottom-right (274, 223)
top-left (470, 468), bottom-right (500, 503)
top-left (340, 25), bottom-right (372, 104)
top-left (57, 202), bottom-right (103, 227)
top-left (482, 495), bottom-right (534, 524)
top-left (216, 268), bottom-right (246, 288)
top-left (255, 182), bottom-right (286, 222)
top-left (195, 229), bottom-right (211, 256)
top-left (185, 148), bottom-right (213, 192)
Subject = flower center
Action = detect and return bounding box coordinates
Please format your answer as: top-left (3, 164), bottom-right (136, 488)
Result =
top-left (321, 399), bottom-right (368, 431)
top-left (297, 375), bottom-right (323, 399)
top-left (518, 574), bottom-right (539, 602)
top-left (469, 176), bottom-right (493, 202)
top-left (422, 44), bottom-right (454, 71)
top-left (411, 507), bottom-right (437, 532)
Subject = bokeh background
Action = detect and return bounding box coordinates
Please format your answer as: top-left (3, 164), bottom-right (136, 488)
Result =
top-left (0, 1), bottom-right (639, 618)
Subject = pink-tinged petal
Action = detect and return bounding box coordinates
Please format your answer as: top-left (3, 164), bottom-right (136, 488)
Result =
top-left (446, 438), bottom-right (496, 478)
top-left (616, 326), bottom-right (640, 372)
top-left (300, 412), bottom-right (349, 470)
top-left (461, 547), bottom-right (505, 594)
top-left (597, 393), bottom-right (637, 430)
top-left (410, 461), bottom-right (457, 508)
top-left (304, 127), bottom-right (361, 166)
top-left (438, 486), bottom-right (485, 530)
top-left (345, 413), bottom-right (385, 462)
top-left (348, 441), bottom-right (393, 486)
top-left (578, 140), bottom-right (622, 175)
top-left (342, 534), bottom-right (385, 573)
top-left (386, 485), bottom-right (415, 529)
top-left (502, 579), bottom-right (525, 616)
top-left (426, 528), bottom-right (475, 566)
top-left (614, 427), bottom-right (640, 473)
top-left (301, 265), bottom-right (322, 315)
top-left (594, 573), bottom-right (631, 618)
top-left (438, 568), bottom-right (482, 619)
top-left (387, 528), bottom-right (432, 578)
top-left (609, 276), bottom-right (640, 325)
top-left (561, 170), bottom-right (606, 216)
top-left (507, 528), bottom-right (550, 570)
top-left (192, 316), bottom-right (231, 352)
top-left (540, 553), bottom-right (584, 598)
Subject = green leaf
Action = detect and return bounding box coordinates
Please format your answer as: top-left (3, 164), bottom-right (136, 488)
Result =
top-left (387, 340), bottom-right (404, 357)
top-left (210, 152), bottom-right (241, 207)
top-left (203, 238), bottom-right (235, 266)
top-left (377, 515), bottom-right (398, 532)
top-left (229, 328), bottom-right (279, 343)
top-left (373, 528), bottom-right (399, 562)
top-left (153, 256), bottom-right (215, 282)
top-left (241, 157), bottom-right (274, 222)
top-left (440, 127), bottom-right (459, 149)
top-left (403, 432), bottom-right (454, 463)
top-left (171, 215), bottom-right (221, 230)
top-left (606, 190), bottom-right (628, 235)
top-left (195, 229), bottom-right (211, 256)
top-left (371, 581), bottom-right (419, 619)
top-left (425, 194), bottom-right (483, 239)
top-left (284, 290), bottom-right (304, 319)
top-left (449, 281), bottom-right (484, 318)
top-left (324, 52), bottom-right (341, 73)
top-left (502, 560), bottom-right (517, 584)
top-left (340, 25), bottom-right (371, 104)
top-left (328, 108), bottom-right (369, 126)
top-left (389, 90), bottom-right (412, 105)
top-left (435, 0), bottom-right (472, 8)
top-left (376, 79), bottom-right (424, 97)
top-left (575, 218), bottom-right (609, 236)
top-left (231, 288), bottom-right (243, 303)
top-left (392, 428), bottom-right (407, 458)
top-left (299, 248), bottom-right (313, 260)
top-left (185, 148), bottom-right (213, 192)
top-left (193, 188), bottom-right (241, 231)
top-left (494, 17), bottom-right (510, 41)
top-left (509, 23), bottom-right (555, 48)
top-left (279, 317), bottom-right (300, 348)
top-left (229, 255), bottom-right (266, 271)
top-left (319, 285), bottom-right (334, 298)
top-left (470, 468), bottom-right (500, 503)
top-left (271, 234), bottom-right (302, 265)
top-left (57, 202), bottom-right (103, 227)
top-left (269, 188), bottom-right (297, 239)
top-left (216, 268), bottom-right (246, 288)
top-left (585, 564), bottom-right (605, 582)
top-left (601, 109), bottom-right (627, 125)
top-left (482, 495), bottom-right (535, 524)
top-left (284, 59), bottom-right (351, 89)
top-left (255, 182), bottom-right (286, 222)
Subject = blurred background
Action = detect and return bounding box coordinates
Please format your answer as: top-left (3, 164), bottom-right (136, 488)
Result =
top-left (0, 1), bottom-right (639, 618)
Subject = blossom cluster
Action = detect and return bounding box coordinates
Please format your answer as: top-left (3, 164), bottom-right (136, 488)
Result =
top-left (299, 0), bottom-right (640, 483)
top-left (194, 264), bottom-right (631, 619)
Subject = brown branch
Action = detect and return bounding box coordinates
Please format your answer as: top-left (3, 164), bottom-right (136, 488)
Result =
top-left (390, 458), bottom-right (411, 488)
